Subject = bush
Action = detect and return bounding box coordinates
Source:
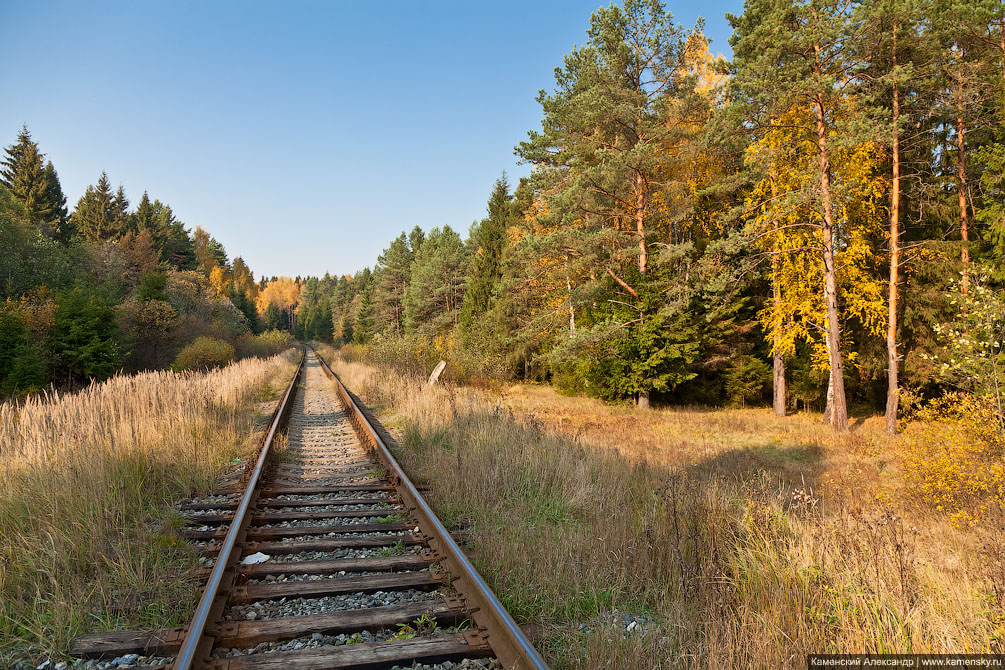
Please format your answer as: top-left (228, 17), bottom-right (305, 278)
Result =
top-left (901, 392), bottom-right (1005, 524)
top-left (173, 337), bottom-right (235, 371)
top-left (724, 355), bottom-right (772, 407)
top-left (235, 329), bottom-right (293, 359)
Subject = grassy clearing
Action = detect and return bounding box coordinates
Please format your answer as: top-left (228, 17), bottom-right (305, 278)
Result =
top-left (315, 345), bottom-right (1003, 669)
top-left (0, 350), bottom-right (298, 661)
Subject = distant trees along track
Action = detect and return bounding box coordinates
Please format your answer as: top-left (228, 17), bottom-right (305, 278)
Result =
top-left (69, 347), bottom-right (547, 670)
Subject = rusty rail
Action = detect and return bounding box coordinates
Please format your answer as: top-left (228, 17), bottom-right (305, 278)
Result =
top-left (311, 346), bottom-right (549, 670)
top-left (171, 347), bottom-right (305, 670)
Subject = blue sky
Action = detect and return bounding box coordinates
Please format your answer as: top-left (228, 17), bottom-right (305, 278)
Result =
top-left (1, 1), bottom-right (741, 278)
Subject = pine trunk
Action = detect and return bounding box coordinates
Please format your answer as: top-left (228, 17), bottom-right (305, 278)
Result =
top-left (635, 173), bottom-right (648, 275)
top-left (813, 89), bottom-right (849, 432)
top-left (886, 27), bottom-right (901, 435)
top-left (566, 262), bottom-right (576, 337)
top-left (956, 111), bottom-right (970, 294)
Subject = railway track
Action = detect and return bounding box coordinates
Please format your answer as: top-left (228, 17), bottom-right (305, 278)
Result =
top-left (70, 347), bottom-right (547, 670)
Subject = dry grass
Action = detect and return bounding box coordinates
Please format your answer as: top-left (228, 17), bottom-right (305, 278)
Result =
top-left (317, 345), bottom-right (1004, 669)
top-left (0, 350), bottom-right (298, 661)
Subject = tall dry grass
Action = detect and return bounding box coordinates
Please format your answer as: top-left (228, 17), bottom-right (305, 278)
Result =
top-left (316, 345), bottom-right (1003, 669)
top-left (0, 350), bottom-right (297, 660)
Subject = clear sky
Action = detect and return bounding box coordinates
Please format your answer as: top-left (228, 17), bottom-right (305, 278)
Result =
top-left (1, 1), bottom-right (742, 279)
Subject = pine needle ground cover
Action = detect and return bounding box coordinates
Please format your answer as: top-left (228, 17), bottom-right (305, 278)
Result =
top-left (321, 348), bottom-right (1003, 670)
top-left (0, 351), bottom-right (297, 662)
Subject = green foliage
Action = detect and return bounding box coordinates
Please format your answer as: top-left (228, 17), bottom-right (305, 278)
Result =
top-left (297, 276), bottom-right (334, 341)
top-left (389, 613), bottom-right (438, 640)
top-left (1, 125), bottom-right (68, 236)
top-left (922, 266), bottom-right (1005, 413)
top-left (372, 232), bottom-right (417, 336)
top-left (70, 172), bottom-right (129, 242)
top-left (0, 312), bottom-right (46, 395)
top-left (49, 288), bottom-right (120, 384)
top-left (724, 355), bottom-right (772, 407)
top-left (173, 337), bottom-right (235, 371)
top-left (460, 175), bottom-right (511, 329)
top-left (138, 271), bottom-right (168, 302)
top-left (235, 329), bottom-right (293, 359)
top-left (554, 270), bottom-right (700, 402)
top-left (0, 185), bottom-right (77, 298)
top-left (116, 297), bottom-right (179, 372)
top-left (0, 126), bottom-right (266, 393)
top-left (404, 225), bottom-right (468, 335)
top-left (976, 141), bottom-right (1005, 268)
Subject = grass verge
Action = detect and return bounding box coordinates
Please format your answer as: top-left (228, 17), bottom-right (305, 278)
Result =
top-left (315, 344), bottom-right (1004, 669)
top-left (0, 350), bottom-right (298, 662)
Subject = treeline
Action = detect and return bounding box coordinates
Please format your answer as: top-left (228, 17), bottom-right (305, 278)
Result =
top-left (0, 127), bottom-right (290, 395)
top-left (297, 0), bottom-right (1005, 432)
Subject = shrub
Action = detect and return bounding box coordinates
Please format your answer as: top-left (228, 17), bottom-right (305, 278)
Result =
top-left (724, 355), bottom-right (772, 407)
top-left (235, 329), bottom-right (292, 359)
top-left (901, 392), bottom-right (1005, 524)
top-left (173, 337), bottom-right (235, 371)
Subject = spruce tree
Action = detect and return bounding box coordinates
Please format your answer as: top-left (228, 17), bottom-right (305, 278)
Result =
top-left (49, 288), bottom-right (120, 385)
top-left (156, 201), bottom-right (197, 270)
top-left (460, 176), bottom-right (511, 330)
top-left (41, 161), bottom-right (69, 240)
top-left (404, 226), bottom-right (468, 334)
top-left (71, 172), bottom-right (124, 241)
top-left (1, 126), bottom-right (68, 236)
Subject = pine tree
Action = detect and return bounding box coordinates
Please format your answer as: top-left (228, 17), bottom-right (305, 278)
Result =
top-left (372, 233), bottom-right (415, 336)
top-left (931, 0), bottom-right (999, 294)
top-left (851, 0), bottom-right (925, 432)
top-left (404, 226), bottom-right (469, 334)
top-left (517, 0), bottom-right (704, 407)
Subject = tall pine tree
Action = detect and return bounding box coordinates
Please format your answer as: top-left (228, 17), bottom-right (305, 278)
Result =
top-left (517, 0), bottom-right (704, 407)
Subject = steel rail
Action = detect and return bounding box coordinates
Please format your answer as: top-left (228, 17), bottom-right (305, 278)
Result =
top-left (172, 348), bottom-right (305, 670)
top-left (312, 346), bottom-right (549, 670)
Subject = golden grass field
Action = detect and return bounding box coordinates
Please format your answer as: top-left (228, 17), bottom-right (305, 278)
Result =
top-left (315, 344), bottom-right (1004, 669)
top-left (0, 351), bottom-right (297, 661)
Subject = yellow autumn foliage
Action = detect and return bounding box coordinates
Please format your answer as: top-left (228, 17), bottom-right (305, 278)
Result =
top-left (256, 276), bottom-right (300, 318)
top-left (745, 103), bottom-right (887, 370)
top-left (900, 392), bottom-right (1005, 525)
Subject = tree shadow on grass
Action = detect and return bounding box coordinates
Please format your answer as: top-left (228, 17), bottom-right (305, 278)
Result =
top-left (686, 442), bottom-right (826, 491)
